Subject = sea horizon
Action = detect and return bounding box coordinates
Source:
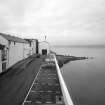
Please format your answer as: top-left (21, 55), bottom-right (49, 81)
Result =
top-left (53, 44), bottom-right (105, 48)
top-left (54, 46), bottom-right (105, 105)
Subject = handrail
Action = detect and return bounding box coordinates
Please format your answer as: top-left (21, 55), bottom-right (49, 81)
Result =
top-left (53, 55), bottom-right (74, 105)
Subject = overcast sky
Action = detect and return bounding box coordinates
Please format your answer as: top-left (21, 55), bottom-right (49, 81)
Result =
top-left (0, 0), bottom-right (105, 45)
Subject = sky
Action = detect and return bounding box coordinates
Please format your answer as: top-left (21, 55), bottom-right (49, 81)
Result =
top-left (0, 0), bottom-right (105, 45)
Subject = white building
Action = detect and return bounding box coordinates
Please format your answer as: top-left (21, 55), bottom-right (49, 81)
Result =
top-left (0, 33), bottom-right (37, 73)
top-left (39, 41), bottom-right (50, 55)
top-left (25, 39), bottom-right (39, 55)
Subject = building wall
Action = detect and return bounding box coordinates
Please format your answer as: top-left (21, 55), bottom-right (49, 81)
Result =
top-left (0, 35), bottom-right (38, 73)
top-left (39, 41), bottom-right (50, 55)
top-left (31, 40), bottom-right (37, 54)
top-left (24, 39), bottom-right (37, 55)
top-left (8, 42), bottom-right (24, 67)
top-left (0, 35), bottom-right (8, 46)
top-left (0, 35), bottom-right (8, 73)
top-left (23, 43), bottom-right (31, 58)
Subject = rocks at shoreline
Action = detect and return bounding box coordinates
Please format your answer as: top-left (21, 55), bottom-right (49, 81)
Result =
top-left (56, 54), bottom-right (88, 68)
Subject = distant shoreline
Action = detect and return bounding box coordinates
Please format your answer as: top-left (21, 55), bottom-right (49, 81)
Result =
top-left (53, 45), bottom-right (105, 48)
top-left (56, 54), bottom-right (88, 68)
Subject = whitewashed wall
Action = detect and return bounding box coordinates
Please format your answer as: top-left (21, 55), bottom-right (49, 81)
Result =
top-left (0, 35), bottom-right (8, 72)
top-left (23, 43), bottom-right (31, 58)
top-left (8, 42), bottom-right (24, 67)
top-left (31, 40), bottom-right (36, 54)
top-left (0, 35), bottom-right (37, 73)
top-left (0, 35), bottom-right (8, 46)
top-left (39, 41), bottom-right (50, 54)
top-left (24, 40), bottom-right (37, 56)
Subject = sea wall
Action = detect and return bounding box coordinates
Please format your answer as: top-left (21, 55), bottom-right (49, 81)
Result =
top-left (56, 54), bottom-right (88, 67)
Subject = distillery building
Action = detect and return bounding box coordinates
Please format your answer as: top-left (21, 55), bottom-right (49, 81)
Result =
top-left (0, 33), bottom-right (38, 73)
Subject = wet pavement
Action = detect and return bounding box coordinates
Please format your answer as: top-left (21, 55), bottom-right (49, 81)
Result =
top-left (23, 61), bottom-right (65, 105)
top-left (0, 56), bottom-right (42, 105)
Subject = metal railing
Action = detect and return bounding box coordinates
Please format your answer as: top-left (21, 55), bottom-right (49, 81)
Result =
top-left (53, 55), bottom-right (74, 105)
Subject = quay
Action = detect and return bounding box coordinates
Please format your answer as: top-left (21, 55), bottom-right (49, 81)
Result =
top-left (22, 54), bottom-right (74, 105)
top-left (0, 53), bottom-right (74, 105)
top-left (0, 33), bottom-right (86, 105)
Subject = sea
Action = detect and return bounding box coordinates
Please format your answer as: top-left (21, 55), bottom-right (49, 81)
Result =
top-left (52, 46), bottom-right (105, 105)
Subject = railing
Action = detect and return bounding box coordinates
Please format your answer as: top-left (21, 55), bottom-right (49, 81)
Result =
top-left (53, 55), bottom-right (74, 105)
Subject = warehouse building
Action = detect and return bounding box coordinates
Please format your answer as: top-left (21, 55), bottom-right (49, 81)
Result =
top-left (25, 39), bottom-right (39, 55)
top-left (0, 33), bottom-right (37, 73)
top-left (39, 41), bottom-right (50, 55)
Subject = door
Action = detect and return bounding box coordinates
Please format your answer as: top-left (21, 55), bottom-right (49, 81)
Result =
top-left (42, 49), bottom-right (47, 55)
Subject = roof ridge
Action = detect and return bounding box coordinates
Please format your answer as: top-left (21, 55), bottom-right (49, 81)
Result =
top-left (0, 32), bottom-right (28, 43)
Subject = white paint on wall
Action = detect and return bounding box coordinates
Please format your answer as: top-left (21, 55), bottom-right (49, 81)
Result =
top-left (0, 35), bottom-right (38, 73)
top-left (23, 43), bottom-right (30, 58)
top-left (0, 35), bottom-right (8, 47)
top-left (39, 41), bottom-right (50, 55)
top-left (8, 42), bottom-right (24, 67)
top-left (0, 35), bottom-right (8, 72)
top-left (31, 40), bottom-right (37, 54)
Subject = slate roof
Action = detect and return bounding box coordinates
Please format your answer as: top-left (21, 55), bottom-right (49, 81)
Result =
top-left (0, 33), bottom-right (28, 43)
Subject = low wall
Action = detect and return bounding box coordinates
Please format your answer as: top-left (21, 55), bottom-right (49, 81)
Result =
top-left (54, 55), bottom-right (74, 105)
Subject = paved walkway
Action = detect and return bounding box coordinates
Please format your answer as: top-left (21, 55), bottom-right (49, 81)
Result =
top-left (0, 56), bottom-right (42, 105)
top-left (22, 55), bottom-right (65, 105)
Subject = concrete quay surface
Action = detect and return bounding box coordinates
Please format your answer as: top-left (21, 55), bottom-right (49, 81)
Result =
top-left (0, 54), bottom-right (76, 105)
top-left (22, 60), bottom-right (65, 105)
top-left (0, 56), bottom-right (42, 105)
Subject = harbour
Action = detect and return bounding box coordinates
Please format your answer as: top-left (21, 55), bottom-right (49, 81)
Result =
top-left (56, 46), bottom-right (105, 105)
top-left (0, 33), bottom-right (85, 105)
top-left (0, 33), bottom-right (105, 105)
top-left (0, 0), bottom-right (105, 105)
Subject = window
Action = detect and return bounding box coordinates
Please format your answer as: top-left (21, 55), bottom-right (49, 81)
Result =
top-left (1, 49), bottom-right (7, 61)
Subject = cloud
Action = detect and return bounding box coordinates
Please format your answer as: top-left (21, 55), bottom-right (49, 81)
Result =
top-left (0, 0), bottom-right (105, 45)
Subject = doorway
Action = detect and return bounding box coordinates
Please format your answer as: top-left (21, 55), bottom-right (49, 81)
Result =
top-left (42, 49), bottom-right (47, 55)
